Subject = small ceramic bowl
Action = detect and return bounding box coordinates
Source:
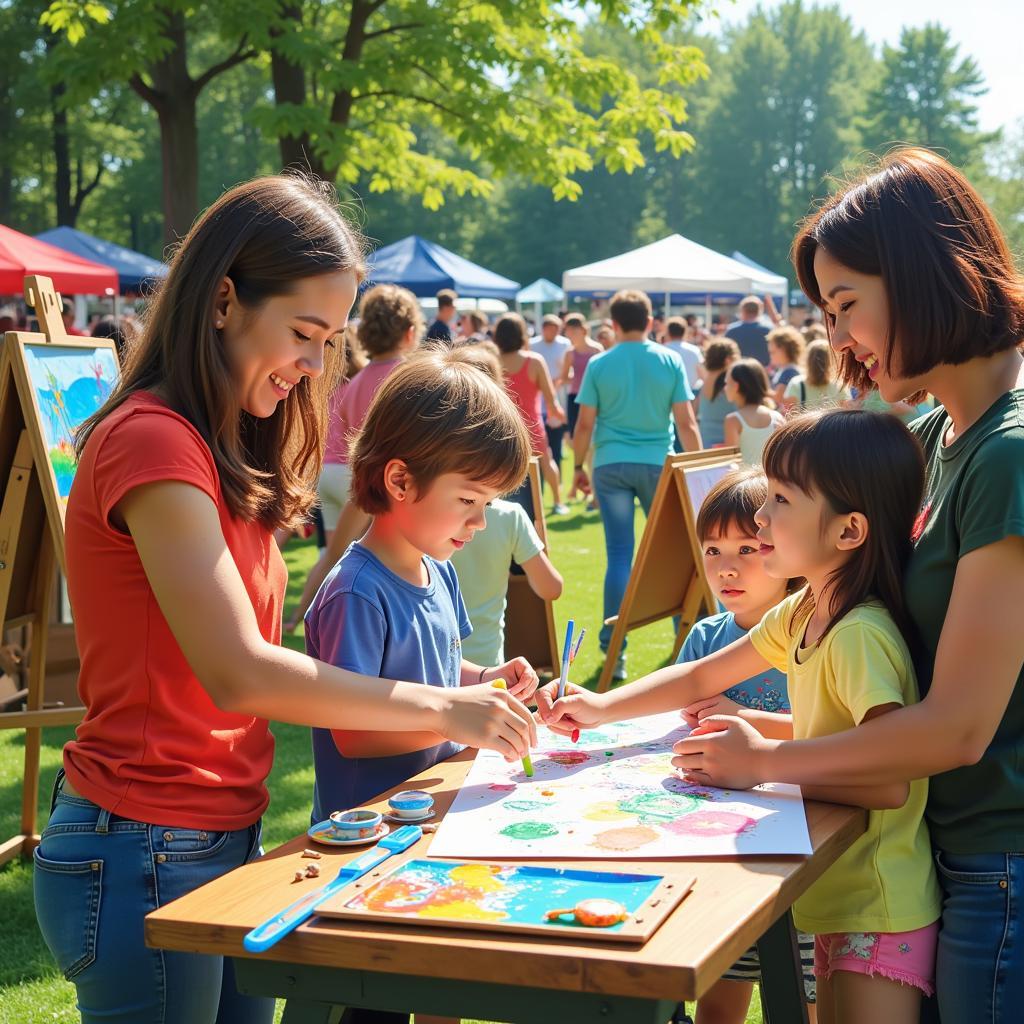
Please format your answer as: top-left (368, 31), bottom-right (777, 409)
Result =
top-left (328, 808), bottom-right (383, 840)
top-left (387, 790), bottom-right (434, 820)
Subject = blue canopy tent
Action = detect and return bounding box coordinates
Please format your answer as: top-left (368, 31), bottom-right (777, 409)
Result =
top-left (515, 278), bottom-right (564, 327)
top-left (366, 235), bottom-right (519, 300)
top-left (36, 226), bottom-right (167, 293)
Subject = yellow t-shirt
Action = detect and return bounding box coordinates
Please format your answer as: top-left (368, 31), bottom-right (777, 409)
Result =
top-left (749, 592), bottom-right (941, 934)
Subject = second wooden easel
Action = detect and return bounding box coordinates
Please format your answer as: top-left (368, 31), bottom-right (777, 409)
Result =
top-left (596, 448), bottom-right (741, 693)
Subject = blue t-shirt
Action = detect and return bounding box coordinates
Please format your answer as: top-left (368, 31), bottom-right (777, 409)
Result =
top-left (305, 542), bottom-right (471, 822)
top-left (725, 320), bottom-right (770, 364)
top-left (576, 340), bottom-right (694, 468)
top-left (676, 611), bottom-right (790, 713)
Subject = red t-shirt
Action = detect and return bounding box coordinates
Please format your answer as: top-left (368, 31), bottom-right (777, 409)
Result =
top-left (63, 392), bottom-right (287, 830)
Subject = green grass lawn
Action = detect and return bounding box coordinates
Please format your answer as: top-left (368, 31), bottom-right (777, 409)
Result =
top-left (0, 493), bottom-right (762, 1023)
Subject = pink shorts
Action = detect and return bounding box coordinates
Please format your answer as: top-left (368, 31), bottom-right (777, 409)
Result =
top-left (814, 923), bottom-right (938, 996)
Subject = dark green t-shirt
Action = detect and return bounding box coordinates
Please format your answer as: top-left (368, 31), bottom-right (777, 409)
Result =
top-left (906, 389), bottom-right (1024, 854)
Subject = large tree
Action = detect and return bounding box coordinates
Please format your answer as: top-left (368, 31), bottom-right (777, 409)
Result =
top-left (45, 0), bottom-right (706, 240)
top-left (861, 23), bottom-right (991, 165)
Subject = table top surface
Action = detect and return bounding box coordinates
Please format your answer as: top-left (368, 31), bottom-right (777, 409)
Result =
top-left (146, 749), bottom-right (864, 1001)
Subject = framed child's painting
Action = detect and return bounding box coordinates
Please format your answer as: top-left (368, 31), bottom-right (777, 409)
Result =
top-left (2, 289), bottom-right (119, 572)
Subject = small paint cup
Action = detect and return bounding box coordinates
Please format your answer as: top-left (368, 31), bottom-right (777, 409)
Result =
top-left (387, 790), bottom-right (434, 820)
top-left (328, 808), bottom-right (382, 840)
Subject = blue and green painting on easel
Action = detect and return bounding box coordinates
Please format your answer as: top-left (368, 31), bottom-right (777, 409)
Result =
top-left (344, 859), bottom-right (661, 930)
top-left (23, 345), bottom-right (117, 499)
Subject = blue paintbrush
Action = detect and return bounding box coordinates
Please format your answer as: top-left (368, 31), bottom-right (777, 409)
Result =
top-left (557, 619), bottom-right (575, 700)
top-left (243, 824), bottom-right (423, 953)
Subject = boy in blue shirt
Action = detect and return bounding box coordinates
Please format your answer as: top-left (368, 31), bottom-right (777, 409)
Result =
top-left (306, 348), bottom-right (539, 826)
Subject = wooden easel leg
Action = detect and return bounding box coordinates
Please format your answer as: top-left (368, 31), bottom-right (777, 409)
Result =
top-left (20, 538), bottom-right (55, 856)
top-left (597, 614), bottom-right (629, 694)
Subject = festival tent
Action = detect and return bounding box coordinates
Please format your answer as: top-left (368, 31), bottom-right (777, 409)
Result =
top-left (366, 235), bottom-right (519, 300)
top-left (37, 226), bottom-right (167, 293)
top-left (562, 234), bottom-right (787, 310)
top-left (516, 278), bottom-right (565, 326)
top-left (0, 223), bottom-right (118, 294)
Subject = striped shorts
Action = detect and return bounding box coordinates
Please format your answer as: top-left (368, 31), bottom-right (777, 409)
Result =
top-left (721, 931), bottom-right (817, 1002)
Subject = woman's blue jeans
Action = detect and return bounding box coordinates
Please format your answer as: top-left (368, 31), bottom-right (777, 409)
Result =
top-left (33, 770), bottom-right (274, 1024)
top-left (931, 850), bottom-right (1024, 1024)
top-left (592, 462), bottom-right (662, 652)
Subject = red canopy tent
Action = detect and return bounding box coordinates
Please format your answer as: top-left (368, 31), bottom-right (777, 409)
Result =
top-left (0, 223), bottom-right (118, 294)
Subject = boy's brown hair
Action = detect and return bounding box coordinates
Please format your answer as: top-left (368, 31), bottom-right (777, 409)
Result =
top-left (609, 289), bottom-right (652, 333)
top-left (350, 347), bottom-right (531, 514)
top-left (793, 147), bottom-right (1024, 392)
top-left (357, 284), bottom-right (423, 357)
top-left (436, 288), bottom-right (457, 309)
top-left (563, 312), bottom-right (587, 331)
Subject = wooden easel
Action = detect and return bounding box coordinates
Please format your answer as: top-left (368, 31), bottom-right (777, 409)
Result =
top-left (502, 458), bottom-right (560, 675)
top-left (596, 448), bottom-right (741, 693)
top-left (0, 276), bottom-right (119, 865)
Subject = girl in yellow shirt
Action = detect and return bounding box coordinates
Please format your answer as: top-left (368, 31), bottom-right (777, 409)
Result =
top-left (538, 408), bottom-right (941, 1024)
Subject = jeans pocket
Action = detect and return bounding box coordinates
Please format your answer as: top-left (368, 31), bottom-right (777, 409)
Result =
top-left (151, 826), bottom-right (230, 861)
top-left (934, 851), bottom-right (1008, 886)
top-left (32, 849), bottom-right (103, 980)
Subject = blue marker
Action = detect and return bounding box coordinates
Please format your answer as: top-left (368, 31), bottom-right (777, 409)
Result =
top-left (557, 619), bottom-right (575, 701)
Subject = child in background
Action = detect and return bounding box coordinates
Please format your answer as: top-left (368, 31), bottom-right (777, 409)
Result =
top-left (306, 347), bottom-right (539, 828)
top-left (287, 285), bottom-right (421, 630)
top-left (723, 358), bottom-right (784, 466)
top-left (783, 340), bottom-right (850, 413)
top-left (560, 313), bottom-right (603, 504)
top-left (447, 345), bottom-right (564, 664)
top-left (539, 409), bottom-right (941, 1024)
top-left (698, 339), bottom-right (741, 447)
top-left (765, 325), bottom-right (806, 407)
top-left (677, 466), bottom-right (814, 1024)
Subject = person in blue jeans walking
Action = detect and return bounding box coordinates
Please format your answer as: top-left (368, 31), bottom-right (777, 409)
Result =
top-left (572, 289), bottom-right (702, 679)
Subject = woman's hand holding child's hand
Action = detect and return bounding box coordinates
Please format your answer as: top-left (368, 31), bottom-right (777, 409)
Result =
top-left (483, 658), bottom-right (539, 702)
top-left (671, 714), bottom-right (779, 789)
top-left (680, 694), bottom-right (743, 730)
top-left (534, 681), bottom-right (608, 736)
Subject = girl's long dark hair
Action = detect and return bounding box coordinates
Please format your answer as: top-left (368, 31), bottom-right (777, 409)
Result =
top-left (76, 174), bottom-right (366, 530)
top-left (761, 409), bottom-right (924, 642)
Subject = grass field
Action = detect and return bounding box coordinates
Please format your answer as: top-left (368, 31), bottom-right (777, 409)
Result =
top-left (0, 494), bottom-right (763, 1023)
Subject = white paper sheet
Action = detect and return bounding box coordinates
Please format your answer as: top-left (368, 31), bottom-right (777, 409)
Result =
top-left (428, 713), bottom-right (812, 859)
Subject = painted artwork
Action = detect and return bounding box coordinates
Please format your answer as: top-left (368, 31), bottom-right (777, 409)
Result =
top-left (683, 461), bottom-right (738, 520)
top-left (337, 859), bottom-right (665, 936)
top-left (22, 344), bottom-right (118, 500)
top-left (428, 713), bottom-right (812, 859)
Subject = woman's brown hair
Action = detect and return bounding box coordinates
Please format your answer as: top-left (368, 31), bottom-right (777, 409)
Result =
top-left (704, 338), bottom-right (741, 400)
top-left (357, 283), bottom-right (424, 358)
top-left (493, 312), bottom-right (530, 354)
top-left (761, 408), bottom-right (924, 642)
top-left (766, 325), bottom-right (805, 366)
top-left (804, 339), bottom-right (835, 389)
top-left (793, 147), bottom-right (1024, 393)
top-left (728, 358), bottom-right (774, 408)
top-left (77, 174), bottom-right (366, 530)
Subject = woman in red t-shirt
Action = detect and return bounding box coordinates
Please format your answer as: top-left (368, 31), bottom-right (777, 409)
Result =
top-left (32, 176), bottom-right (536, 1024)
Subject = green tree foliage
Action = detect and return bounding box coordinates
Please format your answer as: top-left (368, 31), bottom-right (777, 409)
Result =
top-left (860, 23), bottom-right (993, 165)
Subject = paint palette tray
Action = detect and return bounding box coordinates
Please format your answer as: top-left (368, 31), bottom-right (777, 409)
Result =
top-left (318, 858), bottom-right (694, 944)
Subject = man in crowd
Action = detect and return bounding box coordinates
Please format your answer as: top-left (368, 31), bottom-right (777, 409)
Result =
top-left (425, 288), bottom-right (458, 344)
top-left (724, 294), bottom-right (770, 364)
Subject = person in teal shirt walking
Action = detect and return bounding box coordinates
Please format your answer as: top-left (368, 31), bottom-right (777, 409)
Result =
top-left (572, 289), bottom-right (702, 678)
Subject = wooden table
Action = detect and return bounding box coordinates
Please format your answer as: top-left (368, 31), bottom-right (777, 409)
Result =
top-left (146, 751), bottom-right (864, 1024)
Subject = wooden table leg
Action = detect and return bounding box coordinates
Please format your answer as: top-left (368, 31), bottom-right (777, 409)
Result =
top-left (280, 1001), bottom-right (345, 1024)
top-left (233, 958), bottom-right (678, 1024)
top-left (755, 910), bottom-right (809, 1024)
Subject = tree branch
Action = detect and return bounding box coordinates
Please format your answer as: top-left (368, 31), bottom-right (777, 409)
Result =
top-left (363, 22), bottom-right (425, 41)
top-left (192, 37), bottom-right (257, 94)
top-left (352, 90), bottom-right (471, 124)
top-left (129, 72), bottom-right (163, 109)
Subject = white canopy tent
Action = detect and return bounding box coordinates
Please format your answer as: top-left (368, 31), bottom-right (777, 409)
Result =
top-left (562, 234), bottom-right (788, 320)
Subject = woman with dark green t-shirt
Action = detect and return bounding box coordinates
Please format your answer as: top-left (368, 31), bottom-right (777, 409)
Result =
top-left (673, 148), bottom-right (1024, 1024)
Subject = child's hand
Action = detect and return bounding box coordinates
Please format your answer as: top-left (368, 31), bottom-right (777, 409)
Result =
top-left (534, 681), bottom-right (607, 736)
top-left (671, 715), bottom-right (778, 789)
top-left (484, 659), bottom-right (539, 702)
top-left (680, 694), bottom-right (743, 729)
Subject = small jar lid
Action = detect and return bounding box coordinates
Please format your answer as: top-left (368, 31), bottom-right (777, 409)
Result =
top-left (388, 789), bottom-right (434, 810)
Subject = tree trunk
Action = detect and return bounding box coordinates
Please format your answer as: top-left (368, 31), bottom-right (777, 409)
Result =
top-left (48, 34), bottom-right (74, 226)
top-left (269, 3), bottom-right (329, 177)
top-left (143, 9), bottom-right (198, 244)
